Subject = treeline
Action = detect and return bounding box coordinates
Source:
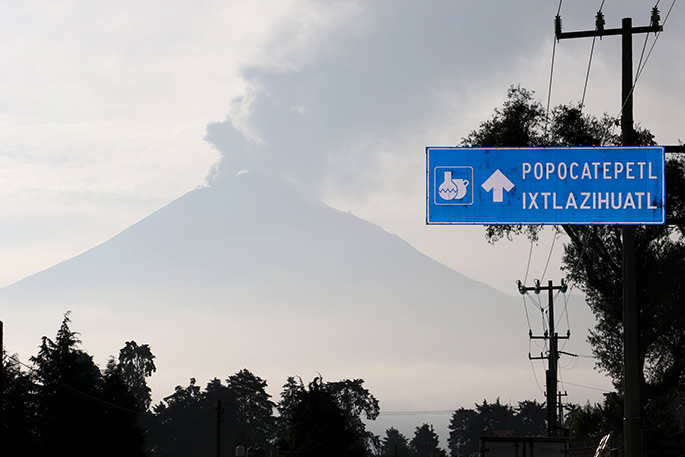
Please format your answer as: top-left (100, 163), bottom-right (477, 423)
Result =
top-left (1, 313), bottom-right (608, 457)
top-left (0, 314), bottom-right (381, 456)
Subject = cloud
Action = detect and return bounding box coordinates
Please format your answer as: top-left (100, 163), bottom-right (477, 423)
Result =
top-left (204, 0), bottom-right (554, 192)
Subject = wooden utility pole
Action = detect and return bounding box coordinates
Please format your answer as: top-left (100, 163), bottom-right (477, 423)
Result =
top-left (555, 10), bottom-right (663, 457)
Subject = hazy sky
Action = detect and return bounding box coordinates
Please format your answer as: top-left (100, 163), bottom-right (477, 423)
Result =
top-left (1, 1), bottom-right (682, 291)
top-left (1, 1), bottom-right (683, 425)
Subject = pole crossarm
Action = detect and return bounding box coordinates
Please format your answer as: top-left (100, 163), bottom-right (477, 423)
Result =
top-left (516, 278), bottom-right (568, 295)
top-left (556, 25), bottom-right (662, 40)
top-left (555, 7), bottom-right (662, 41)
top-left (665, 145), bottom-right (685, 154)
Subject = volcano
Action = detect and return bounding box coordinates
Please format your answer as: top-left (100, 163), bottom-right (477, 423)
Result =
top-left (0, 171), bottom-right (534, 412)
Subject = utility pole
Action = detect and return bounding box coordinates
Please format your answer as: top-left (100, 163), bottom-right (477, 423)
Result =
top-left (557, 390), bottom-right (568, 434)
top-left (555, 10), bottom-right (663, 457)
top-left (517, 279), bottom-right (569, 437)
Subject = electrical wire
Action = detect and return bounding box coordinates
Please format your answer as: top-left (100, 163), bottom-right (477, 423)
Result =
top-left (379, 410), bottom-right (454, 416)
top-left (524, 240), bottom-right (534, 284)
top-left (635, 0), bottom-right (676, 83)
top-left (544, 0), bottom-right (565, 145)
top-left (540, 228), bottom-right (558, 281)
top-left (522, 294), bottom-right (534, 332)
top-left (530, 359), bottom-right (546, 395)
top-left (574, 0), bottom-right (608, 145)
top-left (615, 0), bottom-right (677, 122)
top-left (562, 380), bottom-right (610, 392)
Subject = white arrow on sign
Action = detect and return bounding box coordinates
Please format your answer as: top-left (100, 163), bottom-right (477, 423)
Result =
top-left (481, 169), bottom-right (514, 203)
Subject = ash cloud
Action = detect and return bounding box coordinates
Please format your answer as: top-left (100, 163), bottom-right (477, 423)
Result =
top-left (204, 0), bottom-right (551, 194)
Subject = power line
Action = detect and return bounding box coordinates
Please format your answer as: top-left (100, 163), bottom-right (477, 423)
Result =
top-left (544, 0), bottom-right (565, 145)
top-left (614, 1), bottom-right (676, 121)
top-left (524, 239), bottom-right (534, 284)
top-left (540, 228), bottom-right (558, 281)
top-left (562, 381), bottom-right (610, 392)
top-left (379, 410), bottom-right (454, 417)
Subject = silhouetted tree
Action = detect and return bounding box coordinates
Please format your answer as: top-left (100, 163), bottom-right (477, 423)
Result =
top-left (1, 352), bottom-right (39, 456)
top-left (149, 377), bottom-right (212, 456)
top-left (29, 312), bottom-right (146, 456)
top-left (149, 370), bottom-right (276, 457)
top-left (275, 376), bottom-right (378, 457)
top-left (448, 398), bottom-right (546, 457)
top-left (514, 399), bottom-right (546, 437)
top-left (226, 368), bottom-right (276, 450)
top-left (30, 313), bottom-right (104, 454)
top-left (328, 377), bottom-right (380, 452)
top-left (380, 427), bottom-right (412, 457)
top-left (448, 407), bottom-right (480, 457)
top-left (100, 358), bottom-right (147, 457)
top-left (566, 399), bottom-right (616, 444)
top-left (411, 423), bottom-right (445, 457)
top-left (118, 340), bottom-right (156, 411)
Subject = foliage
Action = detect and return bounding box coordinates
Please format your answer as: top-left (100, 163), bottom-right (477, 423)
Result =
top-left (462, 86), bottom-right (685, 443)
top-left (149, 370), bottom-right (276, 457)
top-left (1, 351), bottom-right (39, 455)
top-left (100, 358), bottom-right (148, 455)
top-left (380, 427), bottom-right (413, 457)
top-left (10, 312), bottom-right (149, 456)
top-left (448, 398), bottom-right (546, 457)
top-left (275, 375), bottom-right (379, 457)
top-left (1, 312), bottom-right (565, 457)
top-left (226, 369), bottom-right (277, 449)
top-left (566, 395), bottom-right (623, 444)
top-left (119, 340), bottom-right (156, 411)
top-left (411, 423), bottom-right (446, 457)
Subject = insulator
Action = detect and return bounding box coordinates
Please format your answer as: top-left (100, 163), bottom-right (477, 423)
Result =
top-left (560, 278), bottom-right (568, 293)
top-left (651, 7), bottom-right (661, 29)
top-left (554, 15), bottom-right (562, 38)
top-left (595, 11), bottom-right (605, 32)
top-left (517, 280), bottom-right (526, 295)
top-left (534, 279), bottom-right (541, 295)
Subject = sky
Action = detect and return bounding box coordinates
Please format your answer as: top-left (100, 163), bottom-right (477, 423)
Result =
top-left (1, 1), bottom-right (683, 290)
top-left (1, 0), bottom-right (683, 433)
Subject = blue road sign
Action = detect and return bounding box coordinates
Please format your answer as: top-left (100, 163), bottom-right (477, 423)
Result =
top-left (426, 147), bottom-right (665, 225)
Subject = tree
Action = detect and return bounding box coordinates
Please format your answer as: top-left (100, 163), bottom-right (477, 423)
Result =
top-left (149, 370), bottom-right (276, 457)
top-left (29, 312), bottom-right (147, 456)
top-left (118, 340), bottom-right (156, 411)
top-left (380, 427), bottom-right (412, 457)
top-left (448, 407), bottom-right (480, 457)
top-left (275, 376), bottom-right (379, 457)
top-left (1, 352), bottom-right (39, 456)
top-left (100, 358), bottom-right (147, 457)
top-left (226, 368), bottom-right (276, 450)
top-left (514, 399), bottom-right (546, 437)
top-left (30, 312), bottom-right (105, 454)
top-left (149, 377), bottom-right (210, 456)
top-left (565, 395), bottom-right (622, 444)
top-left (462, 86), bottom-right (685, 444)
top-left (448, 398), bottom-right (547, 457)
top-left (411, 423), bottom-right (446, 457)
top-left (328, 378), bottom-right (381, 452)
